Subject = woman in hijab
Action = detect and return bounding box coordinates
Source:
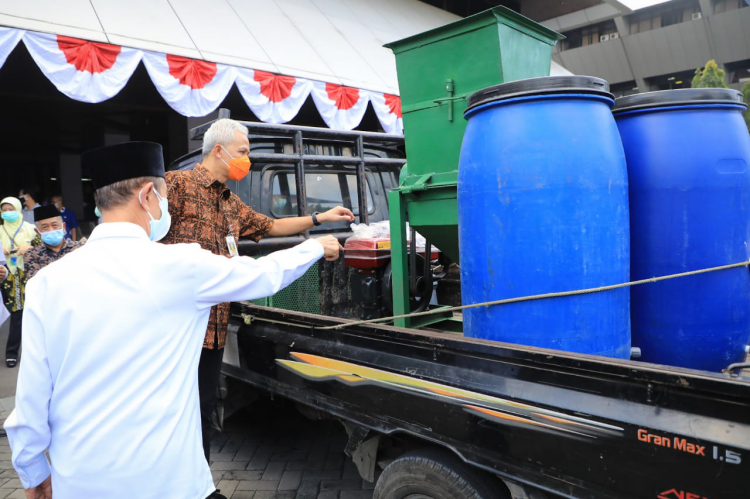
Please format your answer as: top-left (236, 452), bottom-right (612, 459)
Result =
top-left (0, 197), bottom-right (40, 368)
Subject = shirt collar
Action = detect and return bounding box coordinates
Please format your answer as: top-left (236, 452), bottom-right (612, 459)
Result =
top-left (195, 164), bottom-right (231, 199)
top-left (87, 222), bottom-right (150, 242)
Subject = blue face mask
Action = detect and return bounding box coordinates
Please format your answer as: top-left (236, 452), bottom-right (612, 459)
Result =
top-left (94, 207), bottom-right (101, 218)
top-left (1, 211), bottom-right (20, 223)
top-left (41, 230), bottom-right (65, 246)
top-left (139, 187), bottom-right (171, 242)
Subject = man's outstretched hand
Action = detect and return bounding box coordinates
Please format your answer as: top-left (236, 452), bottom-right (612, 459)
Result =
top-left (25, 476), bottom-right (51, 499)
top-left (320, 206), bottom-right (355, 223)
top-left (315, 235), bottom-right (344, 261)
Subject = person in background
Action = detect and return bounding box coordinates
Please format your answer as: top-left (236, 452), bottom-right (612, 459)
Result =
top-left (18, 190), bottom-right (40, 225)
top-left (4, 141), bottom-right (341, 499)
top-left (51, 195), bottom-right (79, 241)
top-left (0, 197), bottom-right (40, 368)
top-left (162, 119), bottom-right (354, 499)
top-left (0, 252), bottom-right (9, 329)
top-left (24, 205), bottom-right (84, 281)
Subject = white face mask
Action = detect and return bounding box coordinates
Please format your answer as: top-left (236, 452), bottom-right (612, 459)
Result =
top-left (139, 187), bottom-right (171, 242)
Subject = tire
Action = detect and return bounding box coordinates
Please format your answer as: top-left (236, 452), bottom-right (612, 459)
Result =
top-left (373, 448), bottom-right (507, 499)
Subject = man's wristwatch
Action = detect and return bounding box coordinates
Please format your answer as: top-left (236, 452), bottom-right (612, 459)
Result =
top-left (311, 212), bottom-right (322, 226)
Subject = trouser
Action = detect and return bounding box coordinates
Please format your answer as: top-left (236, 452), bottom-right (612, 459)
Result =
top-left (198, 347), bottom-right (225, 464)
top-left (5, 310), bottom-right (22, 360)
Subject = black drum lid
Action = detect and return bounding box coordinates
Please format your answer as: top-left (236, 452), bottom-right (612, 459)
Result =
top-left (466, 76), bottom-right (613, 112)
top-left (613, 88), bottom-right (745, 114)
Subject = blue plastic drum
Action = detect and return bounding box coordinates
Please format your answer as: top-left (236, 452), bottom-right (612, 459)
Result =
top-left (458, 76), bottom-right (631, 358)
top-left (613, 89), bottom-right (750, 372)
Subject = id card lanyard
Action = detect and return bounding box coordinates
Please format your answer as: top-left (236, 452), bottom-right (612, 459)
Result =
top-left (3, 224), bottom-right (24, 268)
top-left (226, 225), bottom-right (239, 258)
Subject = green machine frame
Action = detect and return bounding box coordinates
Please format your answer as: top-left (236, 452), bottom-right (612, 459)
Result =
top-left (385, 7), bottom-right (564, 328)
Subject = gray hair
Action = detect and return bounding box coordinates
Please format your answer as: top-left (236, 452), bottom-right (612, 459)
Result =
top-left (35, 216), bottom-right (63, 228)
top-left (201, 119), bottom-right (249, 158)
top-left (94, 176), bottom-right (166, 211)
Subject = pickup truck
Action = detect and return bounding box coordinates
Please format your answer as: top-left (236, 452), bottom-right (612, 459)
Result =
top-left (170, 114), bottom-right (750, 499)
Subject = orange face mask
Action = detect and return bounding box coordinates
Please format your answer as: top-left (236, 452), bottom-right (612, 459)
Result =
top-left (220, 146), bottom-right (251, 181)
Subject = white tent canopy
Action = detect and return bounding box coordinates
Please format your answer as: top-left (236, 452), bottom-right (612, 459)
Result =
top-left (0, 0), bottom-right (570, 96)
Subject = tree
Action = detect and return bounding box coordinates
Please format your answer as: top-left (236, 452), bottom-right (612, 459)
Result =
top-left (691, 60), bottom-right (728, 89)
top-left (742, 81), bottom-right (750, 134)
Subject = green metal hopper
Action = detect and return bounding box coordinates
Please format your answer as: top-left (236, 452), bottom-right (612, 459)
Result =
top-left (385, 7), bottom-right (563, 326)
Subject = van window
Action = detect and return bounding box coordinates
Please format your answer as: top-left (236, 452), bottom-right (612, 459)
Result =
top-left (270, 171), bottom-right (374, 217)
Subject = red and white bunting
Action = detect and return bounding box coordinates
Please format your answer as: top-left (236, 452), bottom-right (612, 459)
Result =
top-left (370, 92), bottom-right (403, 135)
top-left (0, 27), bottom-right (23, 70)
top-left (142, 52), bottom-right (236, 117)
top-left (311, 82), bottom-right (370, 131)
top-left (1, 27), bottom-right (405, 131)
top-left (22, 32), bottom-right (142, 103)
top-left (235, 69), bottom-right (312, 124)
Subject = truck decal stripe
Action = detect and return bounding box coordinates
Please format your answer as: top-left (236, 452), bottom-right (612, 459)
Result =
top-left (464, 405), bottom-right (595, 438)
top-left (277, 352), bottom-right (624, 438)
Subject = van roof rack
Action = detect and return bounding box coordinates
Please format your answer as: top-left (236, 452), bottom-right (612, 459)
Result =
top-left (189, 108), bottom-right (406, 224)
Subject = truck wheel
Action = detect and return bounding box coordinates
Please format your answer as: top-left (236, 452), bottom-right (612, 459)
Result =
top-left (373, 449), bottom-right (506, 499)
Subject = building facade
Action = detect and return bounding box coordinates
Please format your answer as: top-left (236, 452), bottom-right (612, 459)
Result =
top-left (425, 0), bottom-right (750, 96)
top-left (545, 0), bottom-right (750, 95)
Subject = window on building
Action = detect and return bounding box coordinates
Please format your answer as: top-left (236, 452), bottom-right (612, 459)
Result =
top-left (561, 20), bottom-right (618, 50)
top-left (629, 0), bottom-right (702, 34)
top-left (725, 58), bottom-right (750, 84)
top-left (630, 14), bottom-right (657, 34)
top-left (713, 0), bottom-right (746, 14)
top-left (610, 81), bottom-right (639, 98)
top-left (646, 70), bottom-right (696, 91)
top-left (661, 10), bottom-right (681, 26)
top-left (582, 26), bottom-right (597, 46)
top-left (565, 33), bottom-right (582, 50)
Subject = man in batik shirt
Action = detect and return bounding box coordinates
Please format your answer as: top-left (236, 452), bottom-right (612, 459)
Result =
top-left (25, 205), bottom-right (83, 281)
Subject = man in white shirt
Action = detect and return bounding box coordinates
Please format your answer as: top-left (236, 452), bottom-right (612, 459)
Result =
top-left (4, 141), bottom-right (341, 499)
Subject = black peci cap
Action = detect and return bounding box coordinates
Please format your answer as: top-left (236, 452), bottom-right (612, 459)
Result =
top-left (83, 142), bottom-right (165, 190)
top-left (466, 76), bottom-right (613, 112)
top-left (612, 88), bottom-right (746, 114)
top-left (33, 205), bottom-right (61, 223)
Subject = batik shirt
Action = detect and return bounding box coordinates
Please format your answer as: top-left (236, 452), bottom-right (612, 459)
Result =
top-left (25, 239), bottom-right (84, 281)
top-left (161, 164), bottom-right (274, 349)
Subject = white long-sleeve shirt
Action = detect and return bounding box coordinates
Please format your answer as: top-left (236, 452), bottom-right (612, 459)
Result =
top-left (4, 222), bottom-right (323, 499)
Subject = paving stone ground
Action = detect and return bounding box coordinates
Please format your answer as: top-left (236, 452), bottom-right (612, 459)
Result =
top-left (209, 401), bottom-right (375, 499)
top-left (0, 406), bottom-right (25, 499)
top-left (0, 399), bottom-right (374, 499)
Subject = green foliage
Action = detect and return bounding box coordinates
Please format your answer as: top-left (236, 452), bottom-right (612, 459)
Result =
top-left (742, 81), bottom-right (750, 133)
top-left (691, 60), bottom-right (729, 89)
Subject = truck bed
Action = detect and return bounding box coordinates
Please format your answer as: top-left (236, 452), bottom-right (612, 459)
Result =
top-left (225, 303), bottom-right (750, 499)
